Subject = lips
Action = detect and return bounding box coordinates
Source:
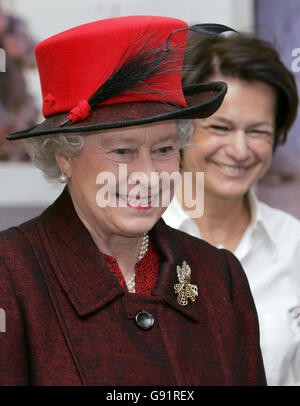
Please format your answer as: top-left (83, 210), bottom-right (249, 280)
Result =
top-left (210, 161), bottom-right (254, 175)
top-left (214, 163), bottom-right (247, 173)
top-left (117, 193), bottom-right (158, 209)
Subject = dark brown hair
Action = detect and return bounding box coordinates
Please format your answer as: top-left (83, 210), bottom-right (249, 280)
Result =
top-left (183, 34), bottom-right (299, 150)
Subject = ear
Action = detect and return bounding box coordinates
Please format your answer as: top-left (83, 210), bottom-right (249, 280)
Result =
top-left (56, 154), bottom-right (72, 178)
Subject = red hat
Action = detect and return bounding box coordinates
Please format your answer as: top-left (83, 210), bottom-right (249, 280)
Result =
top-left (7, 15), bottom-right (233, 140)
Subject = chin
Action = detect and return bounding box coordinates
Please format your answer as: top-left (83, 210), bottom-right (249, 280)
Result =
top-left (207, 183), bottom-right (250, 201)
top-left (219, 188), bottom-right (250, 201)
top-left (223, 192), bottom-right (247, 201)
top-left (117, 213), bottom-right (162, 236)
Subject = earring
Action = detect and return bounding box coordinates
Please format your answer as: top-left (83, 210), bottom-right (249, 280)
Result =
top-left (58, 173), bottom-right (68, 183)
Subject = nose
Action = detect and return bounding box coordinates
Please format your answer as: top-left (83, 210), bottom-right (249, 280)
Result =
top-left (128, 151), bottom-right (159, 193)
top-left (224, 129), bottom-right (250, 162)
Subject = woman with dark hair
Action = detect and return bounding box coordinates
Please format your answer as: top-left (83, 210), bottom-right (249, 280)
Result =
top-left (163, 34), bottom-right (300, 386)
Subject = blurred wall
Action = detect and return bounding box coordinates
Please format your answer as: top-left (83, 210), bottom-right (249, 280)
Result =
top-left (255, 0), bottom-right (300, 219)
top-left (0, 0), bottom-right (254, 231)
top-left (0, 163), bottom-right (63, 230)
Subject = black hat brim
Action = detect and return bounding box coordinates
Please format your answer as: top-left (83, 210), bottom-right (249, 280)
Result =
top-left (6, 81), bottom-right (227, 140)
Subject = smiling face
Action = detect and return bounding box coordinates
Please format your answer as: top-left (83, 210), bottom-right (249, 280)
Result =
top-left (56, 120), bottom-right (180, 239)
top-left (182, 77), bottom-right (276, 201)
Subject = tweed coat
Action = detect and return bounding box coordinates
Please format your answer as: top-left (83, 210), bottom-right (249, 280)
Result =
top-left (0, 190), bottom-right (266, 386)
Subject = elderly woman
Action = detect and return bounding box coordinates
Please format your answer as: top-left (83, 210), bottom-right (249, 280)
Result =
top-left (0, 16), bottom-right (266, 386)
top-left (163, 34), bottom-right (300, 386)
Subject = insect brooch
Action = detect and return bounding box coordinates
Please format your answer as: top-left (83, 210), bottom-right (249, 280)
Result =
top-left (174, 261), bottom-right (198, 306)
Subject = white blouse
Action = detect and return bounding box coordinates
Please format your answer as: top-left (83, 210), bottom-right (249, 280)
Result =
top-left (163, 190), bottom-right (300, 386)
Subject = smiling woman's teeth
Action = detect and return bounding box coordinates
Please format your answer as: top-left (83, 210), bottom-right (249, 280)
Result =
top-left (217, 164), bottom-right (246, 173)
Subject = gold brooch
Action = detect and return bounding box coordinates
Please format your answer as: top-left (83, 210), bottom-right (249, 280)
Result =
top-left (174, 261), bottom-right (198, 306)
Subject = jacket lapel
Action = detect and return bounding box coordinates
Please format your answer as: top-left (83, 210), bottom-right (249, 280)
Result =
top-left (41, 189), bottom-right (124, 316)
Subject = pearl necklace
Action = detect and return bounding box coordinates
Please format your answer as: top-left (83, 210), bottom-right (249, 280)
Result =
top-left (126, 232), bottom-right (149, 293)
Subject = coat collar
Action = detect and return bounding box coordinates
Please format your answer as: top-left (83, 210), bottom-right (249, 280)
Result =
top-left (41, 189), bottom-right (200, 321)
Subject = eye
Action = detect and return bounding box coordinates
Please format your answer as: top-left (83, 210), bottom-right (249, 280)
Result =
top-left (151, 144), bottom-right (178, 160)
top-left (110, 148), bottom-right (135, 162)
top-left (158, 146), bottom-right (174, 154)
top-left (209, 125), bottom-right (230, 133)
top-left (112, 149), bottom-right (131, 155)
top-left (247, 129), bottom-right (273, 139)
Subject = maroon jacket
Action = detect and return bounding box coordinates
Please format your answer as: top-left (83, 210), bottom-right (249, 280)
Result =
top-left (0, 190), bottom-right (266, 386)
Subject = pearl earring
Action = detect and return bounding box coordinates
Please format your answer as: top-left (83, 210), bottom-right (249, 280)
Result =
top-left (58, 173), bottom-right (68, 183)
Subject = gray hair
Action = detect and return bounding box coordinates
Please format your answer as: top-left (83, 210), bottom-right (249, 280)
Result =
top-left (25, 119), bottom-right (194, 182)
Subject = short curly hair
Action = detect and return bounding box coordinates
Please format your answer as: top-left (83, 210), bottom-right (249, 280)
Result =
top-left (25, 119), bottom-right (194, 182)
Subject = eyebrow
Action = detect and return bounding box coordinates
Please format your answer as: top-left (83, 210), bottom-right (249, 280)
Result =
top-left (111, 135), bottom-right (178, 143)
top-left (247, 121), bottom-right (274, 128)
top-left (100, 134), bottom-right (179, 148)
top-left (153, 134), bottom-right (179, 143)
top-left (210, 116), bottom-right (274, 128)
top-left (100, 136), bottom-right (136, 147)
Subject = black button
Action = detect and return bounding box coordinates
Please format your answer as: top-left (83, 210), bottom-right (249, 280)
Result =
top-left (135, 310), bottom-right (154, 330)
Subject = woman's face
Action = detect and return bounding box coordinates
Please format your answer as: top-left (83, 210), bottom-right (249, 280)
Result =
top-left (182, 77), bottom-right (276, 201)
top-left (57, 121), bottom-right (180, 238)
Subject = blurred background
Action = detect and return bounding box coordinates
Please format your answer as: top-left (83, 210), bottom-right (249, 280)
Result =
top-left (0, 0), bottom-right (299, 230)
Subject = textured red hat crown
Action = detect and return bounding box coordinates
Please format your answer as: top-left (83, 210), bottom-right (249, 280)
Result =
top-left (36, 16), bottom-right (188, 120)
